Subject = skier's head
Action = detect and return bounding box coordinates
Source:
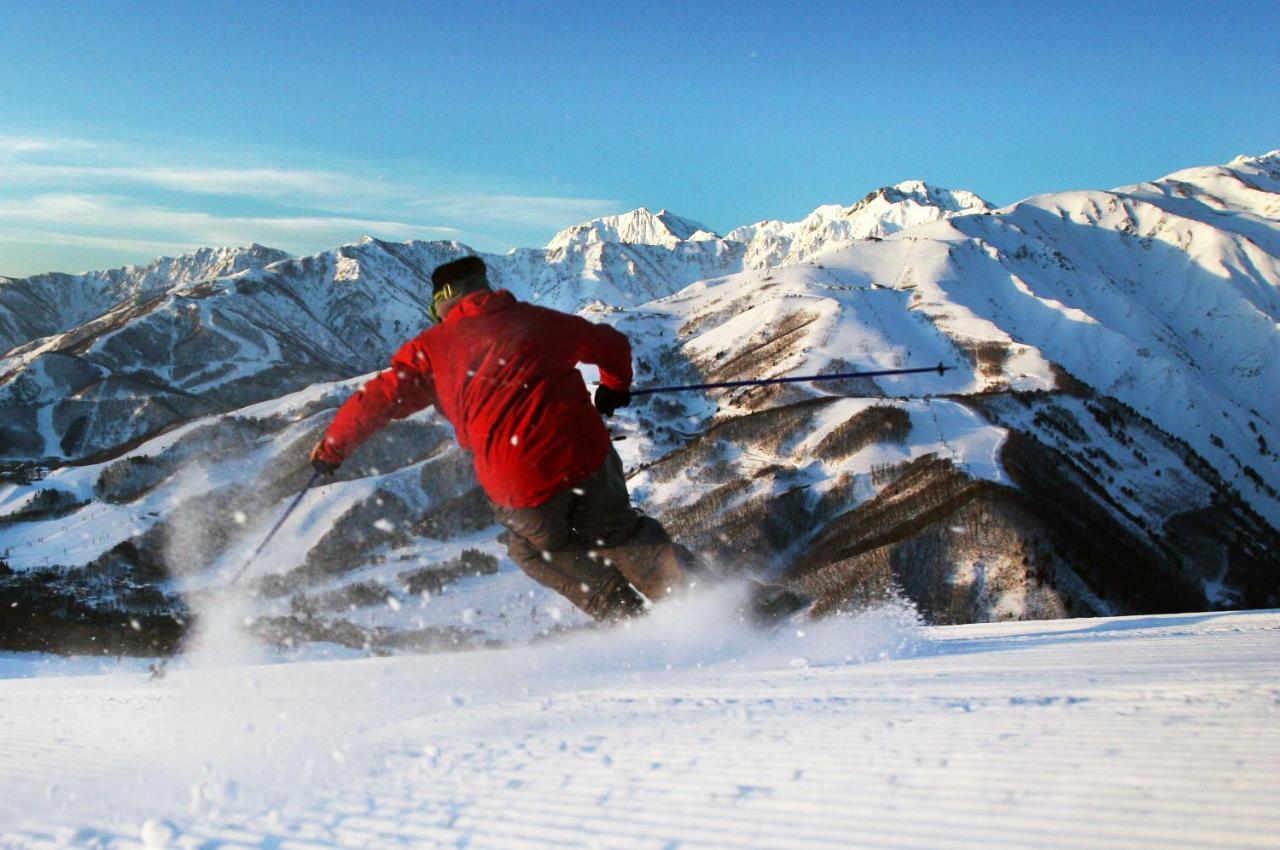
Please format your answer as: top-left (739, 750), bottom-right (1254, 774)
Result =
top-left (429, 256), bottom-right (490, 322)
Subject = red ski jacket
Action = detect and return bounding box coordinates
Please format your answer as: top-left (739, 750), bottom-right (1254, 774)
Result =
top-left (315, 289), bottom-right (633, 508)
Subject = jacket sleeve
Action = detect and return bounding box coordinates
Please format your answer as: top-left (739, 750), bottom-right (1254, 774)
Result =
top-left (563, 314), bottom-right (633, 391)
top-left (316, 337), bottom-right (436, 464)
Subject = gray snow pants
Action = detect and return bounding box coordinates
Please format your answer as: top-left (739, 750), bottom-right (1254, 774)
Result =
top-left (491, 447), bottom-right (699, 620)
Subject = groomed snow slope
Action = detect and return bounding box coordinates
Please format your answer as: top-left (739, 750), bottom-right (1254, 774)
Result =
top-left (1, 603), bottom-right (1276, 849)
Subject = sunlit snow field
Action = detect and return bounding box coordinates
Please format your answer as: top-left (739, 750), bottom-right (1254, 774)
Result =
top-left (1, 594), bottom-right (1276, 849)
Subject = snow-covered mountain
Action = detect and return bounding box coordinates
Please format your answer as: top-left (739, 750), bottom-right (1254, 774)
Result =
top-left (0, 151), bottom-right (1278, 655)
top-left (0, 244), bottom-right (289, 355)
top-left (545, 207), bottom-right (715, 249)
top-left (0, 238), bottom-right (465, 460)
top-left (728, 181), bottom-right (991, 268)
top-left (0, 188), bottom-right (988, 463)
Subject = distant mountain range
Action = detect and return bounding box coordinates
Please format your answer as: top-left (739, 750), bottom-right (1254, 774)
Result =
top-left (0, 150), bottom-right (1276, 654)
top-left (0, 181), bottom-right (985, 463)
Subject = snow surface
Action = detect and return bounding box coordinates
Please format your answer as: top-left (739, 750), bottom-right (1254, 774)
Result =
top-left (1, 603), bottom-right (1276, 849)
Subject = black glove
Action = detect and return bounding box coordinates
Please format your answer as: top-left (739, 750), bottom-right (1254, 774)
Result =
top-left (309, 441), bottom-right (341, 477)
top-left (594, 384), bottom-right (631, 417)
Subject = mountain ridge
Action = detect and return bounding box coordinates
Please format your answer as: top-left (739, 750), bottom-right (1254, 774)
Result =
top-left (0, 244), bottom-right (291, 356)
top-left (546, 207), bottom-right (715, 251)
top-left (0, 181), bottom-right (990, 462)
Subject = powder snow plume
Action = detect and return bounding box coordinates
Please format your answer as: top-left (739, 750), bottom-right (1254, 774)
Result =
top-left (504, 584), bottom-right (927, 684)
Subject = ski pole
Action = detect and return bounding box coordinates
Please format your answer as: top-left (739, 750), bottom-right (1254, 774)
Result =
top-left (227, 469), bottom-right (324, 585)
top-left (630, 362), bottom-right (951, 396)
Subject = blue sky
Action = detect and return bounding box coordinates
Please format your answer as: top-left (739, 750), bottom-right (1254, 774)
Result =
top-left (1, 0), bottom-right (1276, 276)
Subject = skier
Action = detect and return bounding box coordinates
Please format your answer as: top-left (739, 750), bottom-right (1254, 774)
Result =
top-left (309, 256), bottom-right (704, 621)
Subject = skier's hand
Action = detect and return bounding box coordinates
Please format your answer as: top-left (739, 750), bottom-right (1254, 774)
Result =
top-left (309, 440), bottom-right (341, 477)
top-left (594, 384), bottom-right (631, 417)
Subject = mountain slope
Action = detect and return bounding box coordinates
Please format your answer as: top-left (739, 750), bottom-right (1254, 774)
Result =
top-left (0, 238), bottom-right (465, 460)
top-left (903, 157), bottom-right (1280, 520)
top-left (0, 244), bottom-right (289, 356)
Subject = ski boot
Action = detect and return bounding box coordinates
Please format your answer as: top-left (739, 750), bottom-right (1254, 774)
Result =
top-left (744, 579), bottom-right (812, 628)
top-left (588, 574), bottom-right (648, 622)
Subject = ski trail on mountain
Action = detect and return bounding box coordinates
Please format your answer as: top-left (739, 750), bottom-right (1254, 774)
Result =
top-left (2, 608), bottom-right (1278, 849)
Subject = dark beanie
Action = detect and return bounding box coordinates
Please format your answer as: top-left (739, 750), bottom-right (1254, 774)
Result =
top-left (431, 256), bottom-right (487, 293)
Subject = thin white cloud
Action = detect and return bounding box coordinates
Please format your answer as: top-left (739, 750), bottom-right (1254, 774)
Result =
top-left (0, 134), bottom-right (99, 159)
top-left (1, 133), bottom-right (619, 212)
top-left (0, 193), bottom-right (461, 254)
top-left (0, 132), bottom-right (625, 272)
top-left (2, 161), bottom-right (620, 233)
top-left (0, 226), bottom-right (201, 258)
top-left (2, 163), bottom-right (351, 197)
